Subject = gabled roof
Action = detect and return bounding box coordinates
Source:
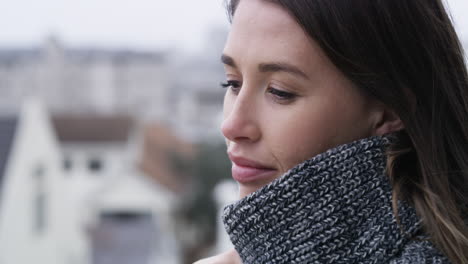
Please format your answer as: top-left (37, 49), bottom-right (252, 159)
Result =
top-left (52, 115), bottom-right (133, 143)
top-left (0, 117), bottom-right (18, 192)
top-left (139, 123), bottom-right (195, 193)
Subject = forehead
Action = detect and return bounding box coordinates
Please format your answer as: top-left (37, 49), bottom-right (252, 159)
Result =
top-left (224, 0), bottom-right (321, 68)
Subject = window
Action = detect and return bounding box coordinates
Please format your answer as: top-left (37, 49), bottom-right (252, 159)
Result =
top-left (88, 157), bottom-right (103, 172)
top-left (63, 157), bottom-right (73, 171)
top-left (33, 164), bottom-right (46, 234)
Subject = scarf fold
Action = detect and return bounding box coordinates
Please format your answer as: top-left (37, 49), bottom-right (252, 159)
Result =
top-left (222, 136), bottom-right (422, 264)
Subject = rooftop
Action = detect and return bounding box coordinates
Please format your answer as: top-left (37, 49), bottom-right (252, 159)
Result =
top-left (52, 115), bottom-right (134, 143)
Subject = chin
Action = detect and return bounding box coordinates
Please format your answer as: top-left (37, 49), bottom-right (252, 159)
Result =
top-left (236, 171), bottom-right (284, 198)
top-left (238, 183), bottom-right (267, 198)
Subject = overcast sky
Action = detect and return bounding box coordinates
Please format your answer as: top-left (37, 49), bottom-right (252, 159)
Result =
top-left (0, 0), bottom-right (467, 52)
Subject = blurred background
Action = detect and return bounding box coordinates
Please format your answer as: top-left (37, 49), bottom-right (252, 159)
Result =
top-left (0, 0), bottom-right (466, 264)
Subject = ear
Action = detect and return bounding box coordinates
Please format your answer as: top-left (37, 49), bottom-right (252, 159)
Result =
top-left (373, 107), bottom-right (404, 136)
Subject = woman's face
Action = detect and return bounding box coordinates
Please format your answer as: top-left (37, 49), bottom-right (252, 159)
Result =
top-left (221, 0), bottom-right (382, 198)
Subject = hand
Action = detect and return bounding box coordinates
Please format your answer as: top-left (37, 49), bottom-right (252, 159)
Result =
top-left (193, 248), bottom-right (242, 264)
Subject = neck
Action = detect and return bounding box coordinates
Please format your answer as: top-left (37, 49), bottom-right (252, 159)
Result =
top-left (222, 136), bottom-right (421, 263)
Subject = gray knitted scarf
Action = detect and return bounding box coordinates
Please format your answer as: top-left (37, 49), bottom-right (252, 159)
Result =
top-left (222, 136), bottom-right (449, 263)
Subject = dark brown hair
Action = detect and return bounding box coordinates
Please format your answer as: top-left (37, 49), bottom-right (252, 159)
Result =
top-left (226, 0), bottom-right (468, 263)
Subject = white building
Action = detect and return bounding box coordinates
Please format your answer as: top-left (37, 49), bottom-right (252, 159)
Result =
top-left (52, 115), bottom-right (181, 264)
top-left (86, 172), bottom-right (179, 264)
top-left (175, 88), bottom-right (225, 142)
top-left (0, 31), bottom-right (230, 144)
top-left (0, 99), bottom-right (86, 264)
top-left (0, 100), bottom-right (181, 264)
top-left (169, 27), bottom-right (228, 143)
top-left (0, 37), bottom-right (169, 120)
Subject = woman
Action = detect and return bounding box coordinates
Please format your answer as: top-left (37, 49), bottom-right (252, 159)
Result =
top-left (196, 0), bottom-right (468, 263)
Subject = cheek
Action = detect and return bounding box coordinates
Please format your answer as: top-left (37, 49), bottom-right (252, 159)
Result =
top-left (267, 115), bottom-right (333, 171)
top-left (265, 97), bottom-right (371, 172)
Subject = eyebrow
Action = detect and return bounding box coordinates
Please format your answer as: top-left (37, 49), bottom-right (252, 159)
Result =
top-left (221, 54), bottom-right (237, 68)
top-left (221, 54), bottom-right (309, 80)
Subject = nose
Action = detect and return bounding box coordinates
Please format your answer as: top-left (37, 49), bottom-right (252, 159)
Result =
top-left (221, 90), bottom-right (261, 144)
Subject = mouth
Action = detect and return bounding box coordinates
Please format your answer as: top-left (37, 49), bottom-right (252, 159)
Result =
top-left (228, 153), bottom-right (277, 183)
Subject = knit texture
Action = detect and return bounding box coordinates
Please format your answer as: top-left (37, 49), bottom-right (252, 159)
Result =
top-left (222, 136), bottom-right (450, 264)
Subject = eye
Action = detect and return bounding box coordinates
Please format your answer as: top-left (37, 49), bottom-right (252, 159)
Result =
top-left (220, 80), bottom-right (241, 95)
top-left (267, 87), bottom-right (297, 102)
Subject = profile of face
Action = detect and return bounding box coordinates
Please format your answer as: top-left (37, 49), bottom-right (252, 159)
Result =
top-left (221, 0), bottom-right (403, 198)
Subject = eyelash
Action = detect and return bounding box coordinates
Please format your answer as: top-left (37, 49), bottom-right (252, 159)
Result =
top-left (267, 87), bottom-right (297, 101)
top-left (220, 80), bottom-right (241, 90)
top-left (220, 80), bottom-right (297, 102)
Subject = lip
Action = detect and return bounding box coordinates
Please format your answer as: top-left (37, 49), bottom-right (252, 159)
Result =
top-left (228, 153), bottom-right (277, 183)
